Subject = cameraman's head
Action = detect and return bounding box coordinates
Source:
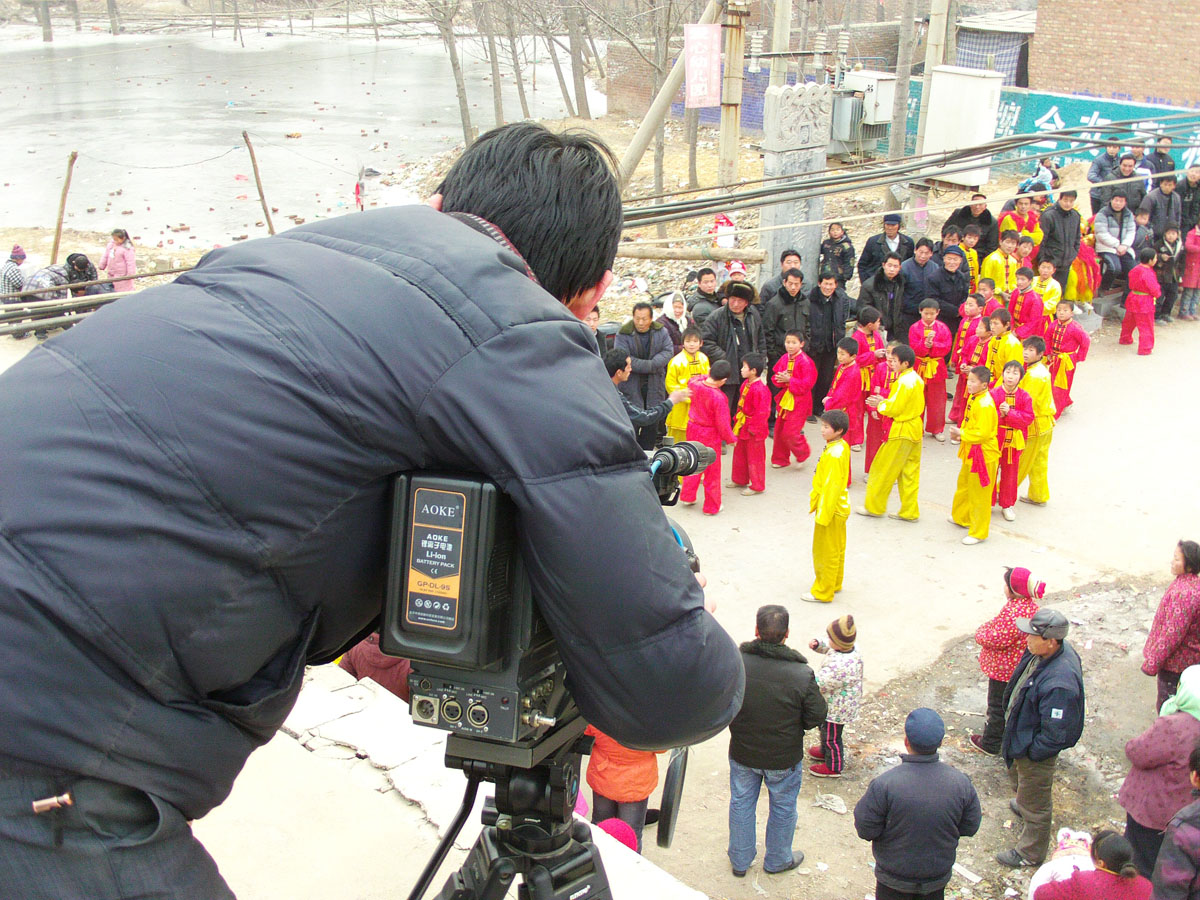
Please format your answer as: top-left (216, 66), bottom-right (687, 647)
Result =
top-left (756, 604), bottom-right (789, 644)
top-left (436, 123), bottom-right (623, 318)
top-left (604, 348), bottom-right (632, 384)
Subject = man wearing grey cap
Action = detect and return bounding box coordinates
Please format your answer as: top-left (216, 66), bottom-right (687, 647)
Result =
top-left (857, 214), bottom-right (916, 285)
top-left (854, 708), bottom-right (981, 899)
top-left (996, 609), bottom-right (1085, 868)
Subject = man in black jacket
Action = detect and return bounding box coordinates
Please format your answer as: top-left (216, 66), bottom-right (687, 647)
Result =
top-left (1087, 144), bottom-right (1121, 216)
top-left (1178, 165), bottom-right (1200, 232)
top-left (0, 123), bottom-right (746, 898)
top-left (762, 269), bottom-right (809, 364)
top-left (605, 348), bottom-right (689, 433)
top-left (688, 267), bottom-right (722, 325)
top-left (758, 248), bottom-right (802, 309)
top-left (945, 193), bottom-right (999, 258)
top-left (857, 252), bottom-right (906, 338)
top-left (996, 609), bottom-right (1085, 868)
top-left (1038, 191), bottom-right (1083, 294)
top-left (855, 708), bottom-right (982, 900)
top-left (807, 272), bottom-right (850, 415)
top-left (728, 605), bottom-right (827, 878)
top-left (925, 245), bottom-right (969, 334)
top-left (858, 213), bottom-right (916, 284)
top-left (702, 282), bottom-right (764, 421)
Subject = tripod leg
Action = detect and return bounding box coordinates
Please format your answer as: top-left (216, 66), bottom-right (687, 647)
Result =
top-left (436, 828), bottom-right (518, 900)
top-left (407, 777), bottom-right (481, 900)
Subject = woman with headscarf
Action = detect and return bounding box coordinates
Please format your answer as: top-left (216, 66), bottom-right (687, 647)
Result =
top-left (1118, 665), bottom-right (1200, 877)
top-left (1143, 540), bottom-right (1200, 710)
top-left (1031, 830), bottom-right (1150, 899)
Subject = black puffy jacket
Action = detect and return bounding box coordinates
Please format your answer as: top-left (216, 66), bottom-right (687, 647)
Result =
top-left (728, 640), bottom-right (827, 770)
top-left (1002, 641), bottom-right (1085, 763)
top-left (0, 206), bottom-right (744, 819)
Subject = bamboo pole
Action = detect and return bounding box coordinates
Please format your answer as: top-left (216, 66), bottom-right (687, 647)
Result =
top-left (0, 266), bottom-right (192, 301)
top-left (50, 151), bottom-right (78, 265)
top-left (369, 3), bottom-right (378, 40)
top-left (241, 131), bottom-right (275, 235)
top-left (614, 245), bottom-right (766, 262)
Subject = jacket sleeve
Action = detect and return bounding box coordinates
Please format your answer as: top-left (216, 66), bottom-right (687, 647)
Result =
top-left (857, 237), bottom-right (877, 283)
top-left (1142, 586), bottom-right (1186, 675)
top-left (420, 324), bottom-right (745, 750)
top-left (975, 607), bottom-right (1019, 651)
top-left (1125, 716), bottom-right (1179, 771)
top-left (932, 322), bottom-right (953, 357)
top-left (1152, 817), bottom-right (1200, 900)
top-left (622, 394), bottom-right (673, 429)
top-left (958, 781), bottom-right (982, 838)
top-left (100, 242), bottom-right (112, 271)
top-left (650, 329), bottom-right (674, 372)
top-left (853, 780), bottom-right (888, 841)
top-left (1028, 684), bottom-right (1083, 761)
top-left (802, 674), bottom-right (829, 731)
top-left (701, 315), bottom-right (728, 364)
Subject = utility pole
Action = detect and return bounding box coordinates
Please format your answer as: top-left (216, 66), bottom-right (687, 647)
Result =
top-left (885, 0), bottom-right (917, 212)
top-left (718, 0), bottom-right (750, 187)
top-left (768, 0), bottom-right (793, 87)
top-left (914, 0), bottom-right (950, 157)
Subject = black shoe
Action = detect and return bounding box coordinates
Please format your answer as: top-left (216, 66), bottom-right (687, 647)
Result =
top-left (644, 808), bottom-right (661, 826)
top-left (996, 849), bottom-right (1037, 868)
top-left (764, 850), bottom-right (805, 874)
top-left (732, 866), bottom-right (747, 878)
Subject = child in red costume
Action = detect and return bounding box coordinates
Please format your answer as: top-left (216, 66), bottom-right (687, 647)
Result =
top-left (968, 566), bottom-right (1045, 756)
top-left (863, 344), bottom-right (898, 480)
top-left (822, 338), bottom-right (865, 451)
top-left (908, 298), bottom-right (953, 440)
top-left (1010, 267), bottom-right (1045, 339)
top-left (990, 359), bottom-right (1033, 521)
top-left (1120, 247), bottom-right (1162, 356)
top-left (731, 353), bottom-right (771, 495)
top-left (977, 277), bottom-right (1003, 316)
top-left (950, 315), bottom-right (992, 430)
top-left (852, 306), bottom-right (887, 394)
top-left (680, 359), bottom-right (737, 514)
top-left (771, 330), bottom-right (817, 468)
top-left (1045, 299), bottom-right (1090, 417)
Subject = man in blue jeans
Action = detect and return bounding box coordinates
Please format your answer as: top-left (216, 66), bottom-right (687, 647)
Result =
top-left (727, 605), bottom-right (828, 877)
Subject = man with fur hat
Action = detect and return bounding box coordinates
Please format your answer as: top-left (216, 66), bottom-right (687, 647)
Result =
top-left (969, 567), bottom-right (1045, 756)
top-left (997, 608), bottom-right (1086, 868)
top-left (806, 615), bottom-right (864, 778)
top-left (855, 708), bottom-right (982, 900)
top-left (1, 244), bottom-right (26, 296)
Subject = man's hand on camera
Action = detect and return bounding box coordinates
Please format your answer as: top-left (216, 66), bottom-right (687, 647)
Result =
top-left (669, 388), bottom-right (691, 404)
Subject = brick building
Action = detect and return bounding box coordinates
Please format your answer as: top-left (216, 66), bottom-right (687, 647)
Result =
top-left (1027, 0), bottom-right (1200, 108)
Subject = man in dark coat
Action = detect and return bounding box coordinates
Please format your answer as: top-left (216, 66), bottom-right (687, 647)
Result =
top-left (759, 248), bottom-right (802, 307)
top-left (857, 213), bottom-right (915, 284)
top-left (702, 281), bottom-right (764, 421)
top-left (614, 300), bottom-right (674, 449)
top-left (1087, 145), bottom-right (1121, 216)
top-left (898, 238), bottom-right (936, 341)
top-left (1038, 191), bottom-right (1083, 294)
top-left (945, 193), bottom-right (999, 258)
top-left (1178, 165), bottom-right (1200, 232)
top-left (856, 252), bottom-right (906, 338)
top-left (0, 123), bottom-right (745, 898)
top-left (855, 708), bottom-right (981, 900)
top-left (727, 605), bottom-right (827, 878)
top-left (1104, 154), bottom-right (1146, 210)
top-left (688, 267), bottom-right (722, 325)
top-left (605, 347), bottom-right (688, 434)
top-left (925, 245), bottom-right (969, 334)
top-left (1139, 175), bottom-right (1183, 240)
top-left (761, 269), bottom-right (809, 364)
top-left (807, 272), bottom-right (850, 415)
top-left (996, 609), bottom-right (1085, 869)
top-left (1146, 135), bottom-right (1177, 175)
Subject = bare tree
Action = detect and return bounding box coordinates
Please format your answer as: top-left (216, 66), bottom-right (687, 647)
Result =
top-left (474, 0), bottom-right (505, 125)
top-left (503, 2), bottom-right (531, 119)
top-left (561, 0), bottom-right (592, 118)
top-left (429, 0), bottom-right (475, 147)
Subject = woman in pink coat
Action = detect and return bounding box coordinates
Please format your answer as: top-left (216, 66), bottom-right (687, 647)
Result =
top-left (100, 228), bottom-right (136, 293)
top-left (1181, 224), bottom-right (1200, 320)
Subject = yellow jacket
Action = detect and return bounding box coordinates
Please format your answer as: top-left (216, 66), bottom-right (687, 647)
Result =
top-left (1019, 361), bottom-right (1056, 435)
top-left (988, 332), bottom-right (1024, 385)
top-left (878, 367), bottom-right (925, 443)
top-left (665, 350), bottom-right (710, 431)
top-left (959, 390), bottom-right (999, 463)
top-left (810, 439), bottom-right (850, 526)
top-left (981, 250), bottom-right (1018, 293)
top-left (961, 245), bottom-right (981, 291)
top-left (1032, 276), bottom-right (1062, 319)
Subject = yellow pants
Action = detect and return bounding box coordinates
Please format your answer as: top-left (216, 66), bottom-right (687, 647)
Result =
top-left (1017, 429), bottom-right (1053, 503)
top-left (864, 438), bottom-right (921, 519)
top-left (811, 514), bottom-right (847, 602)
top-left (952, 454), bottom-right (1000, 540)
top-left (666, 425), bottom-right (688, 445)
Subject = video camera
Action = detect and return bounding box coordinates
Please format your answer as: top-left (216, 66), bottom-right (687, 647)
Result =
top-left (380, 441), bottom-right (713, 900)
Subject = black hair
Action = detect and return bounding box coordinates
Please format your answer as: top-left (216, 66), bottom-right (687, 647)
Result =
top-left (1120, 153), bottom-right (1136, 163)
top-left (111, 228), bottom-right (130, 242)
top-left (971, 192), bottom-right (987, 200)
top-left (990, 308), bottom-right (1012, 325)
top-left (1055, 298), bottom-right (1073, 309)
top-left (919, 298), bottom-right (940, 311)
top-left (1002, 359), bottom-right (1025, 377)
top-left (1000, 229), bottom-right (1020, 243)
top-left (979, 277), bottom-right (996, 289)
top-left (742, 352), bottom-right (766, 377)
top-left (1180, 540), bottom-right (1200, 575)
top-left (681, 326), bottom-right (702, 341)
top-left (1161, 174), bottom-right (1179, 186)
top-left (1091, 831), bottom-right (1139, 879)
top-left (438, 123), bottom-right (622, 304)
top-left (1018, 236), bottom-right (1035, 246)
top-left (709, 359), bottom-right (732, 381)
top-left (1038, 258), bottom-right (1057, 270)
top-left (964, 224), bottom-right (982, 237)
top-left (828, 221), bottom-right (844, 233)
top-left (785, 329), bottom-right (805, 342)
top-left (756, 604), bottom-right (789, 643)
top-left (1016, 266), bottom-right (1035, 280)
top-left (1190, 739), bottom-right (1200, 776)
top-left (892, 344), bottom-right (916, 366)
top-left (632, 300), bottom-right (653, 315)
top-left (963, 293), bottom-right (982, 308)
top-left (1023, 335), bottom-right (1046, 355)
top-left (1028, 182), bottom-right (1048, 194)
top-left (820, 409), bottom-right (849, 435)
top-left (837, 337), bottom-right (858, 355)
top-left (941, 224), bottom-right (962, 239)
top-left (915, 237), bottom-right (935, 251)
top-left (603, 348), bottom-right (630, 378)
top-left (966, 365), bottom-right (990, 384)
top-left (858, 305), bottom-right (881, 325)
top-left (780, 248), bottom-right (801, 264)
top-left (817, 270), bottom-right (838, 284)
top-left (783, 267), bottom-right (804, 282)
top-left (882, 251), bottom-right (903, 264)
top-left (1139, 246), bottom-right (1157, 264)
top-left (1060, 189), bottom-right (1077, 199)
top-left (698, 267), bottom-right (716, 280)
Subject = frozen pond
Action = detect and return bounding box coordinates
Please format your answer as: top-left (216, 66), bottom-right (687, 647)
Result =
top-left (0, 26), bottom-right (605, 247)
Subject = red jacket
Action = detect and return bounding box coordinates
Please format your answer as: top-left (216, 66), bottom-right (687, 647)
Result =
top-left (823, 360), bottom-right (864, 445)
top-left (975, 595), bottom-right (1039, 682)
top-left (773, 351), bottom-right (817, 419)
top-left (852, 328), bottom-right (886, 391)
top-left (908, 319), bottom-right (953, 381)
top-left (1127, 264), bottom-right (1162, 314)
top-left (990, 385), bottom-right (1033, 463)
top-left (1143, 574), bottom-right (1200, 676)
top-left (952, 314), bottom-right (981, 370)
top-left (1011, 287), bottom-right (1044, 339)
top-left (734, 379), bottom-right (771, 441)
top-left (1031, 868), bottom-right (1151, 900)
top-left (1183, 226), bottom-right (1200, 290)
top-left (686, 376), bottom-right (737, 446)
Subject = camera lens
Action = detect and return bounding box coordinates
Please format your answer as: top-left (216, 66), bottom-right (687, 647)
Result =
top-left (651, 441), bottom-right (716, 477)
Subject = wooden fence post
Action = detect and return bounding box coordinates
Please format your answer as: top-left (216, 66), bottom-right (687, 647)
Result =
top-left (50, 151), bottom-right (79, 265)
top-left (241, 132), bottom-right (275, 235)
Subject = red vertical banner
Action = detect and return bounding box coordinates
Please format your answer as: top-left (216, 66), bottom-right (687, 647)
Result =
top-left (684, 24), bottom-right (722, 109)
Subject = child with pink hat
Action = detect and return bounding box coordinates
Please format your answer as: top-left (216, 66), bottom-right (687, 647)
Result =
top-left (969, 566), bottom-right (1045, 755)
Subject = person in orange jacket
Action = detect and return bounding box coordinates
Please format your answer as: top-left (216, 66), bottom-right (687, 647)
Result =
top-left (584, 725), bottom-right (662, 853)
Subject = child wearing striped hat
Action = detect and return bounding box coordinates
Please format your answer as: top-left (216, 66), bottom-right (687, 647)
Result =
top-left (807, 615), bottom-right (864, 777)
top-left (969, 566), bottom-right (1046, 755)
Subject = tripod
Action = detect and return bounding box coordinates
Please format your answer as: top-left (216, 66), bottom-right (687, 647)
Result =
top-left (407, 722), bottom-right (611, 900)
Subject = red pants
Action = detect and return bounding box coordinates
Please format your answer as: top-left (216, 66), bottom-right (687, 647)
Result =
top-left (864, 418), bottom-right (886, 474)
top-left (923, 376), bottom-right (947, 435)
top-left (948, 375), bottom-right (969, 425)
top-left (771, 411), bottom-right (810, 466)
top-left (993, 451), bottom-right (1021, 509)
top-left (1120, 308), bottom-right (1155, 355)
top-left (680, 439), bottom-right (722, 513)
top-left (731, 438), bottom-right (765, 492)
top-left (1051, 372), bottom-right (1075, 419)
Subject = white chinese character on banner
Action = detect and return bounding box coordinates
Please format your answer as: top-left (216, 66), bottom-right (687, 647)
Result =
top-left (1033, 106), bottom-right (1065, 150)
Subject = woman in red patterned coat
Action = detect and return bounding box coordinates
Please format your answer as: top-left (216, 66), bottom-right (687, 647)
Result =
top-left (1143, 540), bottom-right (1200, 711)
top-left (968, 566), bottom-right (1044, 756)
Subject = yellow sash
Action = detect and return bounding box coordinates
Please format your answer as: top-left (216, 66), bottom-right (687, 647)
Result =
top-left (778, 354), bottom-right (797, 413)
top-left (917, 327), bottom-right (940, 379)
top-left (733, 381), bottom-right (750, 436)
top-left (1049, 324), bottom-right (1074, 389)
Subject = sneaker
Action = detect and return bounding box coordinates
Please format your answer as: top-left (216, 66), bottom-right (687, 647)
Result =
top-left (741, 487), bottom-right (761, 496)
top-left (807, 745), bottom-right (826, 760)
top-left (809, 763), bottom-right (841, 778)
top-left (968, 734), bottom-right (998, 756)
top-left (725, 482), bottom-right (740, 489)
top-left (644, 808), bottom-right (661, 825)
top-left (800, 593), bottom-right (828, 603)
top-left (679, 500), bottom-right (696, 506)
top-left (1019, 495), bottom-right (1047, 507)
top-left (949, 436), bottom-right (960, 445)
top-left (771, 462), bottom-right (787, 468)
top-left (850, 444), bottom-right (863, 452)
top-left (931, 432), bottom-right (946, 442)
top-left (1001, 507), bottom-right (1016, 521)
top-left (962, 536), bottom-right (983, 546)
top-left (996, 849), bottom-right (1037, 868)
top-left (732, 866), bottom-right (747, 878)
top-left (855, 506), bottom-right (883, 518)
top-left (764, 850), bottom-right (805, 874)
top-left (887, 513), bottom-right (918, 523)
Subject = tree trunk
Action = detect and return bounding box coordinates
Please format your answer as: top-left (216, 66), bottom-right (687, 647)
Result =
top-left (686, 108), bottom-right (700, 189)
top-left (106, 0), bottom-right (119, 34)
top-left (542, 29), bottom-right (576, 117)
top-left (561, 0), bottom-right (591, 119)
top-left (653, 0), bottom-right (669, 237)
top-left (475, 0), bottom-right (504, 125)
top-left (582, 14), bottom-right (605, 80)
top-left (437, 8), bottom-right (475, 147)
top-left (504, 3), bottom-right (531, 119)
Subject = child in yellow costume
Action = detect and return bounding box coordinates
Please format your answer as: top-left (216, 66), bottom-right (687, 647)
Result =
top-left (948, 367), bottom-right (1000, 545)
top-left (803, 410), bottom-right (851, 604)
top-left (1016, 336), bottom-right (1056, 506)
top-left (663, 327), bottom-right (709, 444)
top-left (857, 344), bottom-right (925, 522)
top-left (987, 308), bottom-right (1024, 385)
